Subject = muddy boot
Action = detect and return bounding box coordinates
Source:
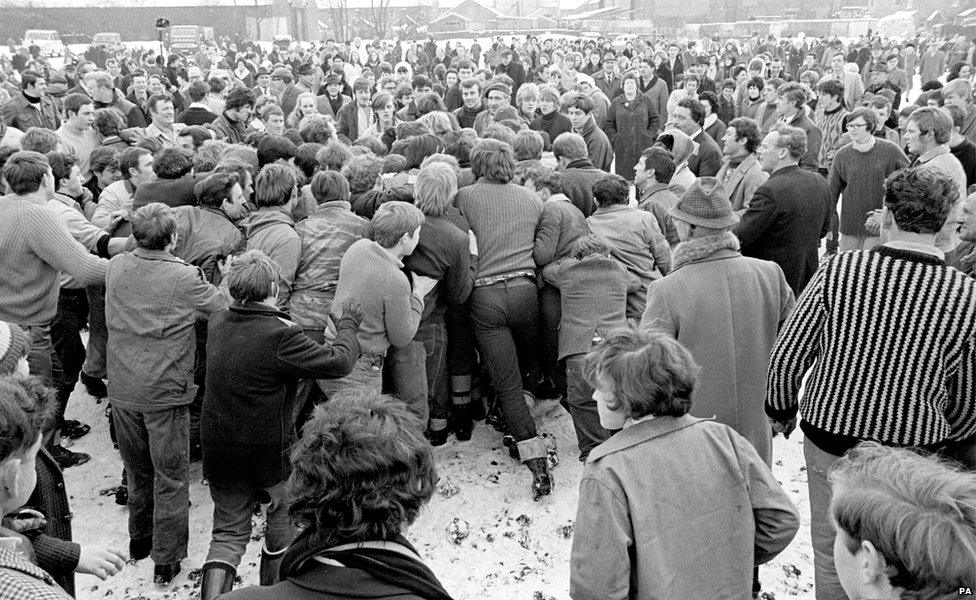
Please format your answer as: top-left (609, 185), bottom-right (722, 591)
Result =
top-left (200, 563), bottom-right (235, 600)
top-left (259, 546), bottom-right (286, 586)
top-left (518, 437), bottom-right (552, 500)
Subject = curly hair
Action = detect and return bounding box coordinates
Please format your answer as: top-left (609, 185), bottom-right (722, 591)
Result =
top-left (294, 142), bottom-right (323, 179)
top-left (316, 140), bottom-right (352, 172)
top-left (470, 138), bottom-right (516, 183)
top-left (582, 327), bottom-right (700, 420)
top-left (883, 167), bottom-right (956, 235)
top-left (342, 154), bottom-right (384, 194)
top-left (288, 392), bottom-right (436, 545)
top-left (404, 134), bottom-right (445, 170)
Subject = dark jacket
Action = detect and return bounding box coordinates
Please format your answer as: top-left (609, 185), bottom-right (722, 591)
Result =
top-left (1, 92), bottom-right (60, 131)
top-left (94, 93), bottom-right (145, 128)
top-left (453, 104), bottom-right (483, 130)
top-left (202, 303), bottom-right (361, 490)
top-left (604, 94), bottom-right (659, 181)
top-left (560, 158), bottom-right (606, 218)
top-left (687, 129), bottom-right (723, 177)
top-left (734, 165), bottom-right (831, 296)
top-left (403, 215), bottom-right (473, 319)
top-left (576, 116), bottom-right (613, 172)
top-left (176, 105), bottom-right (218, 126)
top-left (533, 194), bottom-right (589, 267)
top-left (210, 113), bottom-right (248, 144)
top-left (786, 110), bottom-right (823, 172)
top-left (24, 449), bottom-right (79, 596)
top-left (336, 100), bottom-right (363, 143)
top-left (132, 174), bottom-right (201, 211)
top-left (530, 111), bottom-right (572, 149)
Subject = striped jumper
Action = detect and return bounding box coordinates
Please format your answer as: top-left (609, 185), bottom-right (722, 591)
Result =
top-left (765, 245), bottom-right (976, 456)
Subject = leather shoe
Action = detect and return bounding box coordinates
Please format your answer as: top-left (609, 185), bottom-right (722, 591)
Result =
top-left (80, 372), bottom-right (107, 399)
top-left (50, 445), bottom-right (90, 469)
top-left (525, 457), bottom-right (553, 500)
top-left (129, 537), bottom-right (152, 561)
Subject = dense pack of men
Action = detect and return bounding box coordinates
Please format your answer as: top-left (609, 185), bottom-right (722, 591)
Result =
top-left (0, 28), bottom-right (974, 600)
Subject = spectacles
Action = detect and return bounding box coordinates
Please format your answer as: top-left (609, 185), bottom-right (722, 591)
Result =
top-left (847, 122), bottom-right (868, 131)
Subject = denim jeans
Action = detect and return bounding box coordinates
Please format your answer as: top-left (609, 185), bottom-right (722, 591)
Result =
top-left (384, 340), bottom-right (429, 426)
top-left (415, 315), bottom-right (448, 429)
top-left (318, 354), bottom-right (383, 398)
top-left (565, 354), bottom-right (613, 461)
top-left (51, 288), bottom-right (88, 429)
top-left (113, 404), bottom-right (190, 565)
top-left (205, 480), bottom-right (296, 572)
top-left (23, 323), bottom-right (57, 388)
top-left (469, 278), bottom-right (541, 443)
top-left (83, 285), bottom-right (107, 379)
top-left (804, 437), bottom-right (849, 600)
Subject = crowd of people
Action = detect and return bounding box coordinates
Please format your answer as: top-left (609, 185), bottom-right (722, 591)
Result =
top-left (0, 27), bottom-right (974, 600)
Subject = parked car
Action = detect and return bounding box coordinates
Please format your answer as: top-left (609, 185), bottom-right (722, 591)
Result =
top-left (23, 29), bottom-right (65, 57)
top-left (92, 32), bottom-right (123, 47)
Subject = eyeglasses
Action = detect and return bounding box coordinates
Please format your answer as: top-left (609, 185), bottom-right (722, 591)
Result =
top-left (846, 122), bottom-right (868, 131)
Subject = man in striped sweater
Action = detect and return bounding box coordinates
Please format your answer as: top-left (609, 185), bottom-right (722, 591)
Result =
top-left (765, 167), bottom-right (976, 600)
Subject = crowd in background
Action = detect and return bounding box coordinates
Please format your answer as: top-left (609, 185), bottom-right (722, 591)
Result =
top-left (0, 27), bottom-right (974, 600)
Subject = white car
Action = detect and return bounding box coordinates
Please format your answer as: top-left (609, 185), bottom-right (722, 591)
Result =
top-left (23, 30), bottom-right (65, 57)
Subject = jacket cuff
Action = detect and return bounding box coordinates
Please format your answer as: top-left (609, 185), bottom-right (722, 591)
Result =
top-left (764, 403), bottom-right (798, 422)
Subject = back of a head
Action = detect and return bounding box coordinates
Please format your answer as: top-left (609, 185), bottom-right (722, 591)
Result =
top-left (310, 169), bottom-right (350, 205)
top-left (288, 392), bottom-right (436, 543)
top-left (592, 173), bottom-right (629, 207)
top-left (0, 377), bottom-right (48, 468)
top-left (829, 442), bottom-right (976, 599)
top-left (131, 202), bottom-right (176, 250)
top-left (552, 132), bottom-right (588, 162)
top-left (154, 147), bottom-right (193, 179)
top-left (254, 163), bottom-right (297, 208)
top-left (371, 201), bottom-right (424, 248)
top-left (2, 151), bottom-right (49, 195)
top-left (226, 249), bottom-right (280, 304)
top-left (316, 140), bottom-right (352, 172)
top-left (514, 129), bottom-right (544, 161)
top-left (414, 162), bottom-right (458, 217)
top-left (470, 138), bottom-right (516, 184)
top-left (21, 127), bottom-right (60, 154)
top-left (194, 171), bottom-right (239, 208)
top-left (883, 167), bottom-right (955, 235)
top-left (256, 135), bottom-right (297, 168)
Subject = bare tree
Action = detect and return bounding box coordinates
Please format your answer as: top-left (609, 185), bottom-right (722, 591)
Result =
top-left (369, 0), bottom-right (393, 38)
top-left (324, 0), bottom-right (349, 41)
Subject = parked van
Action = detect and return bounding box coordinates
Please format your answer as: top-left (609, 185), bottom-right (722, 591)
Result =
top-left (167, 25), bottom-right (215, 54)
top-left (91, 32), bottom-right (123, 47)
top-left (23, 30), bottom-right (65, 56)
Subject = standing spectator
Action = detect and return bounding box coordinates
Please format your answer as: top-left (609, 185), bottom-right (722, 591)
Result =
top-left (813, 79), bottom-right (849, 178)
top-left (199, 251), bottom-right (363, 599)
top-left (821, 53), bottom-right (864, 113)
top-left (698, 91), bottom-right (727, 145)
top-left (587, 174), bottom-right (671, 319)
top-left (943, 79), bottom-right (976, 145)
top-left (604, 72), bottom-right (659, 181)
top-left (217, 393), bottom-right (453, 600)
top-left (766, 167), bottom-right (976, 600)
top-left (106, 203), bottom-right (228, 584)
top-left (946, 105), bottom-right (976, 190)
top-left (529, 85), bottom-right (572, 146)
top-left (830, 443), bottom-right (976, 600)
top-left (143, 94), bottom-right (185, 149)
top-left (541, 234), bottom-right (634, 460)
top-left (241, 164), bottom-right (302, 308)
top-left (453, 78), bottom-right (484, 130)
top-left (553, 132), bottom-right (605, 218)
top-left (564, 93), bottom-right (613, 171)
top-left (735, 124), bottom-right (831, 296)
top-left (904, 107), bottom-right (968, 253)
top-left (828, 107), bottom-right (909, 252)
top-left (54, 93), bottom-right (98, 179)
top-left (636, 58), bottom-right (669, 127)
top-left (951, 192), bottom-right (976, 279)
top-left (0, 151), bottom-right (107, 389)
top-left (456, 138), bottom-right (551, 499)
top-left (633, 146), bottom-right (681, 246)
top-left (672, 97), bottom-right (723, 177)
top-left (1, 70), bottom-right (60, 131)
top-left (774, 83), bottom-right (822, 172)
top-left (919, 43), bottom-right (947, 85)
top-left (210, 87), bottom-right (254, 144)
top-left (132, 147), bottom-right (198, 210)
top-left (570, 328), bottom-right (799, 600)
top-left (321, 202), bottom-right (436, 401)
top-left (641, 178), bottom-right (794, 466)
top-left (91, 71), bottom-right (145, 128)
top-left (176, 80), bottom-right (219, 126)
top-left (336, 79), bottom-right (373, 143)
top-left (716, 117), bottom-right (768, 213)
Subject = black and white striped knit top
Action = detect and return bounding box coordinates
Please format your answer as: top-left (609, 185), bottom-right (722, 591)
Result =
top-left (765, 245), bottom-right (976, 455)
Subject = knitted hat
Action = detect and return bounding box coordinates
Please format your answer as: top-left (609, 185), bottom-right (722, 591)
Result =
top-left (669, 177), bottom-right (739, 229)
top-left (483, 81), bottom-right (512, 97)
top-left (0, 321), bottom-right (29, 376)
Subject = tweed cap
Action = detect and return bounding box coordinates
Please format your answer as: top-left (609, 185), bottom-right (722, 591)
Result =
top-left (270, 67), bottom-right (293, 82)
top-left (483, 80), bottom-right (512, 97)
top-left (669, 177), bottom-right (738, 229)
top-left (870, 61), bottom-right (889, 73)
top-left (0, 321), bottom-right (29, 376)
top-left (296, 63), bottom-right (315, 76)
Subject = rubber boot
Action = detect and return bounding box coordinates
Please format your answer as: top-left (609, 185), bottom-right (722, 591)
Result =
top-left (200, 563), bottom-right (235, 600)
top-left (451, 375), bottom-right (473, 442)
top-left (259, 546), bottom-right (286, 586)
top-left (518, 437), bottom-right (552, 500)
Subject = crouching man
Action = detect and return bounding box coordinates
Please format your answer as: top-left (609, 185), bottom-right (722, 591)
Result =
top-left (199, 250), bottom-right (364, 599)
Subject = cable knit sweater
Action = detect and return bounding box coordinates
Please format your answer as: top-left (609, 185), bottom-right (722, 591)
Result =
top-left (0, 193), bottom-right (107, 325)
top-left (766, 245), bottom-right (976, 455)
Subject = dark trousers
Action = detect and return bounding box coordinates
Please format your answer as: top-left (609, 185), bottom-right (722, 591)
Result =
top-left (416, 314), bottom-right (449, 428)
top-left (205, 481), bottom-right (295, 572)
top-left (383, 340), bottom-right (429, 425)
top-left (469, 278), bottom-right (541, 442)
top-left (565, 354), bottom-right (613, 461)
top-left (113, 404), bottom-right (190, 565)
top-left (83, 285), bottom-right (107, 379)
top-left (190, 319), bottom-right (209, 450)
top-left (23, 323), bottom-right (57, 388)
top-left (538, 283), bottom-right (566, 396)
top-left (51, 288), bottom-right (88, 430)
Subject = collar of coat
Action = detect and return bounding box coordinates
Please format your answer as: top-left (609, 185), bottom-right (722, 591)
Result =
top-left (587, 414), bottom-right (712, 463)
top-left (671, 231), bottom-right (741, 271)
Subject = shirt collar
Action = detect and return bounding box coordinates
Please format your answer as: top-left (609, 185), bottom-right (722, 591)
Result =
top-left (915, 144), bottom-right (950, 164)
top-left (883, 240), bottom-right (945, 260)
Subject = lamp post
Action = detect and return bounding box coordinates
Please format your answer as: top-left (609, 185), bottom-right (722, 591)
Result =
top-left (155, 17), bottom-right (170, 59)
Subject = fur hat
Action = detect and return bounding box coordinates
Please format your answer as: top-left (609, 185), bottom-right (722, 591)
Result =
top-left (669, 177), bottom-right (739, 229)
